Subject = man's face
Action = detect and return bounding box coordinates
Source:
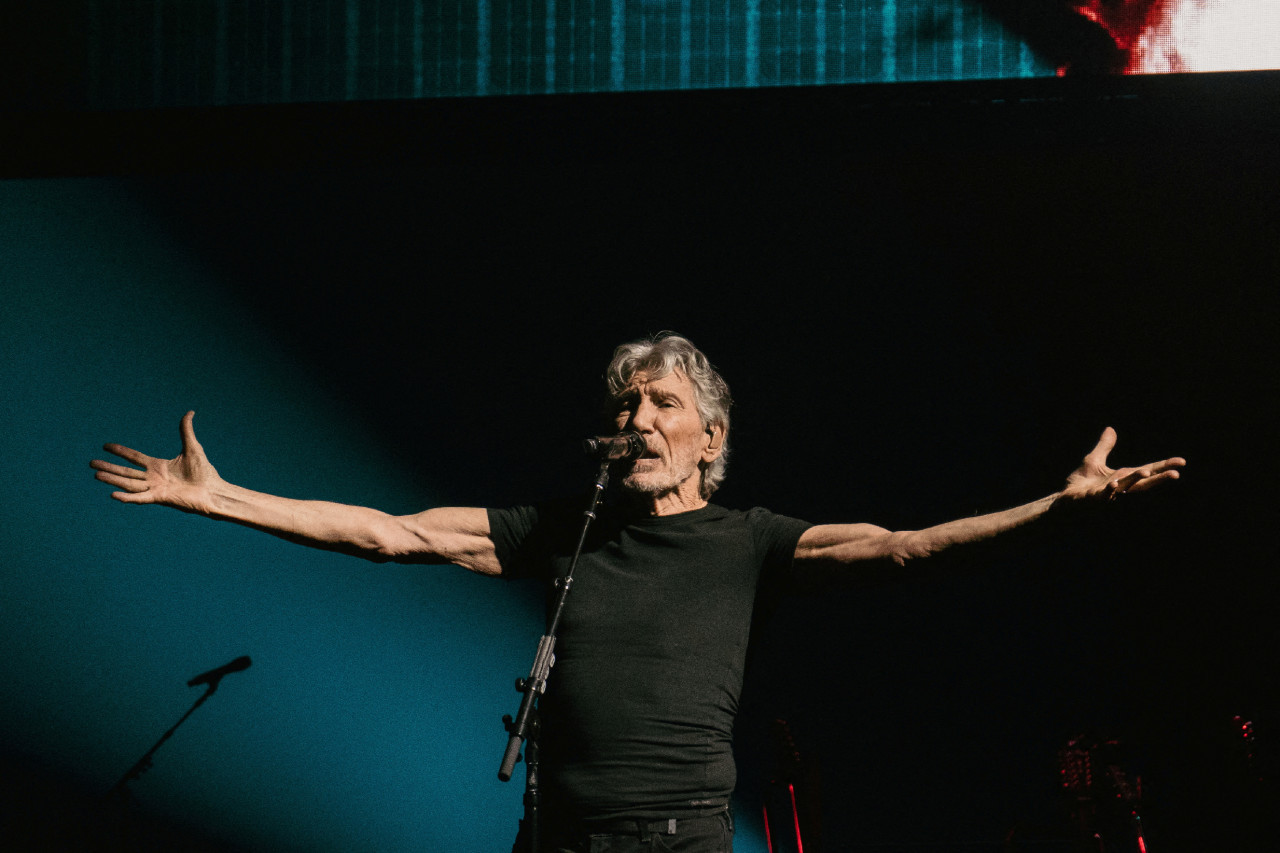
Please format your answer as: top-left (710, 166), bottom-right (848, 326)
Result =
top-left (612, 369), bottom-right (718, 500)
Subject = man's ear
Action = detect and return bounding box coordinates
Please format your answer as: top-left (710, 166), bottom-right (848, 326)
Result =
top-left (703, 422), bottom-right (725, 461)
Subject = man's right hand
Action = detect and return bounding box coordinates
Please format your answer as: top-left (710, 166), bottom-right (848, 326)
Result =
top-left (90, 411), bottom-right (500, 573)
top-left (91, 411), bottom-right (219, 514)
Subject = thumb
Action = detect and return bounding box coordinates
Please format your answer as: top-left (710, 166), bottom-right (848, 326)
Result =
top-left (180, 410), bottom-right (204, 455)
top-left (1084, 426), bottom-right (1117, 466)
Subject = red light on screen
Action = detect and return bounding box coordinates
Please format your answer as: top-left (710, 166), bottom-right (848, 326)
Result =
top-left (1072, 0), bottom-right (1280, 73)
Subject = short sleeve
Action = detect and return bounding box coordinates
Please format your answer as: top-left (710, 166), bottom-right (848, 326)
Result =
top-left (487, 500), bottom-right (583, 580)
top-left (486, 504), bottom-right (541, 579)
top-left (745, 506), bottom-right (813, 585)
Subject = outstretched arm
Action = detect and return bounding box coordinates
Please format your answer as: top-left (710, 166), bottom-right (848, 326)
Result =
top-left (794, 427), bottom-right (1185, 570)
top-left (90, 412), bottom-right (501, 575)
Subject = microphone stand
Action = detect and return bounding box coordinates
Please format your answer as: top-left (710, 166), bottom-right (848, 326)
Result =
top-left (103, 675), bottom-right (231, 851)
top-left (107, 660), bottom-right (248, 801)
top-left (107, 683), bottom-right (217, 799)
top-left (500, 458), bottom-right (612, 853)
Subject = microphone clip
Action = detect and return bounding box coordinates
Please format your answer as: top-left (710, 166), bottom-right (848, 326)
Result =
top-left (582, 431), bottom-right (646, 462)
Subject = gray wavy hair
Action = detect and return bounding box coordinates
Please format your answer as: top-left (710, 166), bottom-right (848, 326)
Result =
top-left (605, 332), bottom-right (732, 499)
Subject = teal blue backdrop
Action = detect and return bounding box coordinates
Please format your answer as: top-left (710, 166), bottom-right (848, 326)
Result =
top-left (0, 177), bottom-right (567, 852)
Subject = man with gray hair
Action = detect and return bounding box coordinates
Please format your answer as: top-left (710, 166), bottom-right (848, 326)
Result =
top-left (92, 332), bottom-right (1185, 852)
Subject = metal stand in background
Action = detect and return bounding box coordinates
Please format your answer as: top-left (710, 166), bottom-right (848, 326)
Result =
top-left (1058, 733), bottom-right (1149, 853)
top-left (107, 686), bottom-right (215, 802)
top-left (102, 656), bottom-right (252, 850)
top-left (500, 459), bottom-right (613, 853)
top-left (762, 718), bottom-right (819, 853)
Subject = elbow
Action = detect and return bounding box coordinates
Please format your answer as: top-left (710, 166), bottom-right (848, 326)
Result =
top-left (884, 530), bottom-right (936, 566)
top-left (365, 515), bottom-right (453, 565)
top-left (339, 534), bottom-right (398, 564)
top-left (362, 517), bottom-right (417, 563)
top-left (369, 532), bottom-right (419, 564)
top-left (365, 546), bottom-right (398, 564)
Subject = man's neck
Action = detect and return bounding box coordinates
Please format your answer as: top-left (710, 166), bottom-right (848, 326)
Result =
top-left (625, 484), bottom-right (708, 517)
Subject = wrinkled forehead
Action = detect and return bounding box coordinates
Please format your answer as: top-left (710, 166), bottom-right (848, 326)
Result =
top-left (618, 367), bottom-right (690, 396)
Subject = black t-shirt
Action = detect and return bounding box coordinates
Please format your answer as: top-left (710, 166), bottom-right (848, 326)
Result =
top-left (487, 501), bottom-right (813, 821)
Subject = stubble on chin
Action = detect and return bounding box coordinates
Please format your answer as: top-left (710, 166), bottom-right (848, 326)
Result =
top-left (619, 460), bottom-right (697, 498)
top-left (619, 470), bottom-right (671, 496)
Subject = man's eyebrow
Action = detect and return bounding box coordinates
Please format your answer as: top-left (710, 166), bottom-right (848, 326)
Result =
top-left (613, 381), bottom-right (683, 404)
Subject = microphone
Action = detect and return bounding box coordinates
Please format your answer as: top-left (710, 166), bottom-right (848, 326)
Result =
top-left (582, 431), bottom-right (647, 461)
top-left (187, 656), bottom-right (252, 691)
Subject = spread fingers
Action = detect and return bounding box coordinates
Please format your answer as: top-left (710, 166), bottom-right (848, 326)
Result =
top-left (90, 459), bottom-right (146, 479)
top-left (102, 442), bottom-right (150, 465)
top-left (93, 468), bottom-right (150, 492)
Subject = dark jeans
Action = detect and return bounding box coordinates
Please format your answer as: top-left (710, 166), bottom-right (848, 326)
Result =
top-left (523, 808), bottom-right (734, 853)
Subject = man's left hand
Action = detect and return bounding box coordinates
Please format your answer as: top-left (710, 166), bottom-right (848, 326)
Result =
top-left (1062, 427), bottom-right (1186, 502)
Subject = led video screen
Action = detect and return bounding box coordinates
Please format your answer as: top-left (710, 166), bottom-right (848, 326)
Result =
top-left (78, 1), bottom-right (1280, 111)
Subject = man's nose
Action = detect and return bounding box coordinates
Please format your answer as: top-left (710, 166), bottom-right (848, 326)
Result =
top-left (630, 399), bottom-right (657, 431)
